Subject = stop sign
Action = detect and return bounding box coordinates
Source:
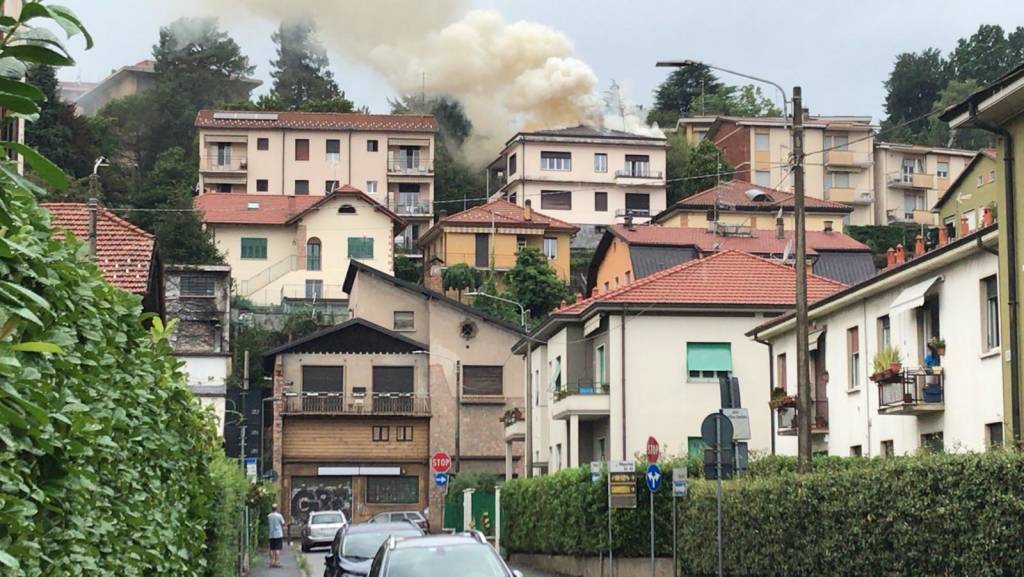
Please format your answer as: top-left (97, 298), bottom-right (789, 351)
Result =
top-left (646, 436), bottom-right (660, 464)
top-left (431, 452), bottom-right (452, 473)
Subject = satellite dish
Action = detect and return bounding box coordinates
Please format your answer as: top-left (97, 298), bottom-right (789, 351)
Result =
top-left (781, 240), bottom-right (793, 264)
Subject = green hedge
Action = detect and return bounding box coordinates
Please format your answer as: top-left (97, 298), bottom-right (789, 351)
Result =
top-left (502, 452), bottom-right (1024, 576)
top-left (0, 184), bottom-right (245, 575)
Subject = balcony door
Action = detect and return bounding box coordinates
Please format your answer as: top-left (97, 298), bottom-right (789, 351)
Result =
top-left (372, 366), bottom-right (415, 412)
top-left (301, 366), bottom-right (343, 412)
top-left (901, 158), bottom-right (915, 183)
top-left (399, 146), bottom-right (420, 169)
top-left (216, 143), bottom-right (231, 167)
top-left (624, 155), bottom-right (650, 177)
top-left (398, 183), bottom-right (421, 212)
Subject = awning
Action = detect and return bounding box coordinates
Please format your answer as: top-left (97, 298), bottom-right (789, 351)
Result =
top-left (890, 276), bottom-right (941, 315)
top-left (388, 137), bottom-right (430, 147)
top-left (204, 134), bottom-right (247, 143)
top-left (686, 343), bottom-right (733, 372)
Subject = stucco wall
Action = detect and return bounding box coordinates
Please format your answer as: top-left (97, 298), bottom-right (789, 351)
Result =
top-left (658, 210), bottom-right (846, 232)
top-left (937, 155), bottom-right (999, 235)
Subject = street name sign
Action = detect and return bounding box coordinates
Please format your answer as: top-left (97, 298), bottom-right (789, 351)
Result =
top-left (608, 460), bottom-right (636, 509)
top-left (722, 408), bottom-right (751, 441)
top-left (672, 467), bottom-right (688, 498)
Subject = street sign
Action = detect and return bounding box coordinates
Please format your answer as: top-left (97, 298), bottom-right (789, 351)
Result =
top-left (645, 464), bottom-right (662, 492)
top-left (722, 408), bottom-right (751, 441)
top-left (609, 460), bottom-right (634, 473)
top-left (700, 413), bottom-right (734, 448)
top-left (608, 460), bottom-right (636, 509)
top-left (590, 462), bottom-right (602, 483)
top-left (431, 452), bottom-right (452, 473)
top-left (434, 472), bottom-right (449, 488)
top-left (672, 468), bottom-right (688, 498)
top-left (646, 436), bottom-right (660, 464)
top-left (244, 457), bottom-right (257, 481)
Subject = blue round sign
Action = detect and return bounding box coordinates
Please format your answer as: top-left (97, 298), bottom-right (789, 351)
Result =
top-left (434, 472), bottom-right (449, 488)
top-left (645, 464), bottom-right (662, 492)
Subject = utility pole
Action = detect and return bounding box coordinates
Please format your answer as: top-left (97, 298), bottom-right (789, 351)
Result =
top-left (454, 360), bottom-right (462, 474)
top-left (87, 197), bottom-right (98, 260)
top-left (792, 86), bottom-right (812, 472)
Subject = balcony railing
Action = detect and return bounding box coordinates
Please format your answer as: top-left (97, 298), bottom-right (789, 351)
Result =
top-left (878, 367), bottom-right (944, 415)
top-left (825, 187), bottom-right (873, 205)
top-left (279, 284), bottom-right (347, 301)
top-left (615, 169), bottom-right (664, 179)
top-left (388, 199), bottom-right (433, 216)
top-left (776, 399), bottom-right (829, 434)
top-left (887, 209), bottom-right (933, 226)
top-left (388, 154), bottom-right (433, 175)
top-left (553, 379), bottom-right (608, 401)
top-left (614, 208), bottom-right (652, 219)
top-left (282, 392), bottom-right (430, 416)
top-left (202, 154), bottom-right (248, 172)
top-left (887, 172), bottom-right (935, 190)
top-left (824, 150), bottom-right (871, 167)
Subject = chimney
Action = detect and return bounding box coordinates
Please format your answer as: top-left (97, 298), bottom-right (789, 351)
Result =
top-left (87, 198), bottom-right (98, 260)
top-left (287, 196), bottom-right (296, 215)
top-left (624, 213), bottom-right (634, 230)
top-left (591, 287), bottom-right (598, 298)
top-left (914, 234), bottom-right (925, 257)
top-left (437, 209), bottom-right (447, 224)
top-left (895, 244), bottom-right (906, 265)
top-left (938, 226), bottom-right (948, 246)
top-left (960, 217), bottom-right (969, 238)
top-left (886, 247), bottom-right (896, 268)
top-left (823, 220), bottom-right (833, 234)
top-left (983, 206), bottom-right (994, 227)
top-left (524, 199), bottom-right (532, 221)
top-left (775, 217), bottom-right (784, 240)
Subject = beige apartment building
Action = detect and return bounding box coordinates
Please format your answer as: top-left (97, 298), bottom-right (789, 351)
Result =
top-left (195, 110), bottom-right (438, 253)
top-left (873, 142), bottom-right (975, 227)
top-left (488, 126), bottom-right (667, 248)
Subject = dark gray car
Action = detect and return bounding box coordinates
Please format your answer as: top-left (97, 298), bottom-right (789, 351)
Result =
top-left (324, 521), bottom-right (424, 577)
top-left (366, 531), bottom-right (523, 577)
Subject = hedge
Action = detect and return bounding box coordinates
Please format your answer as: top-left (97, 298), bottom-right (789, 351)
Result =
top-left (0, 180), bottom-right (245, 574)
top-left (502, 452), bottom-right (1024, 576)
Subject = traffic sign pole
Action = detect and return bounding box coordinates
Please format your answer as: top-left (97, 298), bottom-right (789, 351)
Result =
top-left (650, 488), bottom-right (655, 577)
top-left (607, 465), bottom-right (613, 577)
top-left (716, 413), bottom-right (723, 577)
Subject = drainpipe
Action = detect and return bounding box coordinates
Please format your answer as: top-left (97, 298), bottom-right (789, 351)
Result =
top-left (753, 334), bottom-right (776, 455)
top-left (970, 106), bottom-right (1021, 445)
top-left (620, 304), bottom-right (627, 459)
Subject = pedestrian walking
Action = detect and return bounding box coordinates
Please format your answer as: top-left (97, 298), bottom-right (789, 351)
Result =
top-left (267, 504), bottom-right (285, 568)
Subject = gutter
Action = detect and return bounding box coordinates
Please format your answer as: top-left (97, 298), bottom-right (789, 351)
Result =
top-left (620, 303), bottom-right (627, 459)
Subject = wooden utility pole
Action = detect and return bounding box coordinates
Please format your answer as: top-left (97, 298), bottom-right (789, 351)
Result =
top-left (792, 86), bottom-right (812, 472)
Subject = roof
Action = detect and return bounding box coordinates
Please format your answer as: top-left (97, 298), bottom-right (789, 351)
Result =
top-left (605, 224), bottom-right (868, 254)
top-left (513, 125), bottom-right (665, 141)
top-left (418, 199), bottom-right (578, 245)
top-left (196, 109), bottom-right (437, 132)
top-left (811, 251), bottom-right (878, 286)
top-left (710, 115), bottom-right (873, 129)
top-left (934, 150), bottom-right (999, 210)
top-left (342, 260), bottom-right (525, 334)
top-left (873, 141), bottom-right (978, 157)
top-left (195, 186), bottom-right (406, 233)
top-left (262, 318), bottom-right (428, 365)
top-left (42, 203), bottom-right (157, 295)
top-left (348, 522), bottom-right (422, 534)
top-left (941, 63), bottom-right (1024, 122)
top-left (658, 180), bottom-right (854, 216)
top-left (629, 245), bottom-right (699, 279)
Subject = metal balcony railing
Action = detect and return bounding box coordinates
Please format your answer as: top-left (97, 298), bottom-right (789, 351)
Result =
top-left (238, 255), bottom-right (298, 296)
top-left (282, 392), bottom-right (430, 416)
top-left (554, 379), bottom-right (608, 401)
top-left (388, 199), bottom-right (433, 216)
top-left (878, 367), bottom-right (944, 410)
top-left (202, 154), bottom-right (248, 172)
top-left (614, 168), bottom-right (663, 179)
top-left (279, 284), bottom-right (346, 301)
top-left (387, 154), bottom-right (433, 174)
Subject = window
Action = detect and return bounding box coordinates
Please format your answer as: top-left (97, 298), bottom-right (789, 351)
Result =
top-left (755, 131), bottom-right (770, 151)
top-left (625, 271), bottom-right (631, 283)
top-left (463, 365), bottom-right (503, 396)
top-left (508, 153), bottom-right (517, 175)
top-left (964, 209), bottom-right (977, 231)
top-left (754, 170), bottom-right (771, 186)
top-left (595, 344), bottom-right (606, 384)
top-left (326, 139), bottom-right (340, 161)
top-left (294, 138), bottom-right (309, 161)
top-left (214, 183), bottom-right (232, 193)
top-left (826, 133), bottom-right (848, 150)
top-left (516, 235), bottom-right (527, 250)
top-left (977, 175), bottom-right (984, 187)
top-left (306, 237), bottom-right (322, 271)
top-left (594, 153), bottom-right (607, 172)
top-left (257, 137), bottom-right (269, 151)
top-left (877, 315), bottom-right (891, 348)
top-left (987, 422), bottom-right (1004, 449)
top-left (302, 366), bottom-right (342, 393)
top-left (540, 190), bottom-right (572, 210)
top-left (543, 237), bottom-right (557, 259)
top-left (603, 282), bottom-right (610, 292)
top-left (989, 169), bottom-right (997, 183)
top-left (396, 426), bottom-right (414, 442)
top-left (850, 445), bottom-right (862, 457)
top-left (687, 437), bottom-right (706, 459)
top-left (394, 311), bottom-right (414, 331)
top-left (983, 275), bottom-right (1000, 351)
top-left (216, 143), bottom-right (231, 166)
top-left (881, 440), bottom-right (894, 458)
top-left (372, 366), bottom-right (414, 398)
top-left (847, 326), bottom-right (860, 390)
top-left (475, 233), bottom-right (489, 268)
top-left (256, 179), bottom-right (268, 192)
top-left (624, 154), bottom-right (650, 177)
top-left (295, 180), bottom-right (309, 195)
top-left (305, 280), bottom-right (323, 300)
top-left (366, 180), bottom-right (378, 194)
top-left (338, 204), bottom-right (357, 214)
top-left (348, 237), bottom-right (374, 259)
top-left (240, 237), bottom-right (267, 259)
top-left (625, 193), bottom-right (650, 213)
top-left (686, 342), bottom-right (732, 382)
top-left (937, 161), bottom-right (949, 178)
top-left (180, 274), bottom-right (215, 297)
top-left (325, 180), bottom-right (339, 193)
top-left (540, 151), bottom-right (571, 171)
top-left (372, 426), bottom-right (390, 442)
top-left (367, 139), bottom-right (378, 152)
top-left (776, 353), bottom-right (787, 392)
top-left (825, 172), bottom-right (850, 189)
top-left (595, 191), bottom-right (608, 212)
top-left (921, 432), bottom-right (944, 453)
top-left (614, 277), bottom-right (619, 288)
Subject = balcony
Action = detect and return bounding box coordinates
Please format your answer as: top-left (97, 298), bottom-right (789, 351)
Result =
top-left (503, 408), bottom-right (526, 442)
top-left (776, 399), bottom-right (829, 436)
top-left (281, 392), bottom-right (430, 416)
top-left (551, 379), bottom-right (609, 420)
top-left (201, 154), bottom-right (248, 173)
top-left (388, 153), bottom-right (433, 176)
top-left (388, 199), bottom-right (433, 217)
top-left (888, 172), bottom-right (935, 190)
top-left (824, 150), bottom-right (871, 168)
top-left (279, 283), bottom-right (347, 302)
top-left (887, 209), bottom-right (933, 226)
top-left (877, 367), bottom-right (944, 416)
top-left (614, 168), bottom-right (665, 186)
top-left (826, 188), bottom-right (874, 205)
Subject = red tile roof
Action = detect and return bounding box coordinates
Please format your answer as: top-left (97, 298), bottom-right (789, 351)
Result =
top-left (41, 203), bottom-right (156, 295)
top-left (610, 224), bottom-right (868, 255)
top-left (196, 109), bottom-right (438, 132)
top-left (560, 250), bottom-right (846, 314)
top-left (668, 180), bottom-right (853, 212)
top-left (195, 186), bottom-right (405, 232)
top-left (418, 199), bottom-right (578, 245)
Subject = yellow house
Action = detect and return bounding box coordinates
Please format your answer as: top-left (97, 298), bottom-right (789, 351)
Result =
top-left (419, 199), bottom-right (578, 292)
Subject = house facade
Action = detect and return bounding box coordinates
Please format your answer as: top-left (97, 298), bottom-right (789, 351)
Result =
top-left (419, 199), bottom-right (578, 291)
top-left (514, 251), bottom-right (845, 475)
top-left (195, 186), bottom-right (404, 305)
top-left (873, 142), bottom-right (975, 227)
top-left (488, 126), bottom-right (667, 247)
top-left (195, 110), bottom-right (437, 254)
top-left (934, 150), bottom-right (1000, 239)
top-left (749, 226), bottom-right (1003, 456)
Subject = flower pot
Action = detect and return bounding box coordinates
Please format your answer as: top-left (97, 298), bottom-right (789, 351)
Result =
top-left (936, 346), bottom-right (946, 356)
top-left (903, 393), bottom-right (913, 403)
top-left (890, 362), bottom-right (902, 374)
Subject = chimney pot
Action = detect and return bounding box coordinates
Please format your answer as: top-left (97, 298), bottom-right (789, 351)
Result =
top-left (938, 226), bottom-right (949, 246)
top-left (895, 244), bottom-right (905, 265)
top-left (775, 217), bottom-right (784, 240)
top-left (960, 217), bottom-right (970, 237)
top-left (625, 213), bottom-right (634, 230)
top-left (914, 234), bottom-right (925, 256)
top-left (823, 220), bottom-right (833, 234)
top-left (983, 206), bottom-right (994, 227)
top-left (886, 247), bottom-right (896, 268)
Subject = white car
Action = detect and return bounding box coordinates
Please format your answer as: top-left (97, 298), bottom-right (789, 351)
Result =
top-left (301, 510), bottom-right (348, 552)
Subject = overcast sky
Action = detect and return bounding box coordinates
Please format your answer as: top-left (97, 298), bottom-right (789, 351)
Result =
top-left (56, 0), bottom-right (1024, 123)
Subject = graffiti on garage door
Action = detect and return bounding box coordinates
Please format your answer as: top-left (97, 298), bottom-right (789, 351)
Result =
top-left (290, 476), bottom-right (353, 525)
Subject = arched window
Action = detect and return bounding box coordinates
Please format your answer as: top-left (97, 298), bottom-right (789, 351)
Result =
top-left (306, 237), bottom-right (322, 271)
top-left (337, 204), bottom-right (357, 214)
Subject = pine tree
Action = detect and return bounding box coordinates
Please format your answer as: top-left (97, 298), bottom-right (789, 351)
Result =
top-left (269, 19), bottom-right (352, 111)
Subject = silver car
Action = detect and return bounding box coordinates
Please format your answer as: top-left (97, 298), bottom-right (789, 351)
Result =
top-left (301, 511), bottom-right (348, 552)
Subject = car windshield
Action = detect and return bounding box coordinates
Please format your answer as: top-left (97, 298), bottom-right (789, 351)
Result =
top-left (385, 543), bottom-right (506, 577)
top-left (342, 530), bottom-right (421, 559)
top-left (311, 513), bottom-right (344, 525)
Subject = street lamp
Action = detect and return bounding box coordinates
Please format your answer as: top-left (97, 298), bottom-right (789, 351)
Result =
top-left (465, 291), bottom-right (528, 329)
top-left (656, 59), bottom-right (812, 472)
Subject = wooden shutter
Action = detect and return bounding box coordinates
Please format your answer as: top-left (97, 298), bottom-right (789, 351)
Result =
top-left (475, 233), bottom-right (489, 268)
top-left (295, 139), bottom-right (310, 161)
top-left (463, 365), bottom-right (503, 396)
top-left (372, 366), bottom-right (414, 394)
top-left (302, 366), bottom-right (343, 393)
top-left (595, 191), bottom-right (608, 212)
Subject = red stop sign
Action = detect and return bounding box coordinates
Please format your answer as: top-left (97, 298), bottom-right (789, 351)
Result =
top-left (431, 452), bottom-right (452, 473)
top-left (646, 436), bottom-right (660, 464)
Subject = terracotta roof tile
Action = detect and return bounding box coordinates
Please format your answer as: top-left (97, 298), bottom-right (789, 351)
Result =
top-left (437, 199), bottom-right (578, 231)
top-left (561, 250), bottom-right (846, 314)
top-left (671, 180), bottom-right (853, 212)
top-left (610, 224), bottom-right (869, 254)
top-left (195, 186), bottom-right (405, 231)
top-left (42, 203), bottom-right (156, 295)
top-left (196, 109), bottom-right (438, 132)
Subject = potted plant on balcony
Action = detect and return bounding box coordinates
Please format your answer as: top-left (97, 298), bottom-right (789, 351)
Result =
top-left (769, 392), bottom-right (798, 410)
top-left (928, 337), bottom-right (946, 357)
top-left (870, 346), bottom-right (903, 383)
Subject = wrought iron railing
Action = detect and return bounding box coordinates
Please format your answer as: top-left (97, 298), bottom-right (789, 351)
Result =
top-left (282, 392), bottom-right (430, 416)
top-left (878, 367), bottom-right (944, 408)
top-left (388, 199), bottom-right (433, 216)
top-left (614, 169), bottom-right (663, 179)
top-left (202, 154), bottom-right (248, 171)
top-left (387, 154), bottom-right (433, 174)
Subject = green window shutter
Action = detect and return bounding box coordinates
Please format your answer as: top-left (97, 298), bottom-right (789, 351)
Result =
top-left (240, 238), bottom-right (267, 259)
top-left (348, 237), bottom-right (374, 259)
top-left (686, 342), bottom-right (733, 372)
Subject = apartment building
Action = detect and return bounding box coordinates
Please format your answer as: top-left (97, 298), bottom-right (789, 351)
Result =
top-left (194, 186), bottom-right (405, 305)
top-left (195, 110), bottom-right (438, 253)
top-left (872, 142), bottom-right (975, 227)
top-left (419, 199), bottom-right (578, 291)
top-left (933, 150), bottom-right (999, 238)
top-left (488, 126), bottom-right (667, 248)
top-left (691, 115), bottom-right (877, 225)
top-left (513, 251), bottom-right (845, 474)
top-left (749, 226), bottom-right (1003, 456)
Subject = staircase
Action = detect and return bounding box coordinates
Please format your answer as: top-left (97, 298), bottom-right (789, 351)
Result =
top-left (239, 255), bottom-right (298, 296)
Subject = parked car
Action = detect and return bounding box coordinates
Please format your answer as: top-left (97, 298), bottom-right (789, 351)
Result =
top-left (324, 521), bottom-right (424, 577)
top-left (366, 531), bottom-right (523, 577)
top-left (301, 511), bottom-right (348, 552)
top-left (368, 511), bottom-right (429, 532)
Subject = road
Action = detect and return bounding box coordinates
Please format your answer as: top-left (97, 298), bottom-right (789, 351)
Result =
top-left (300, 544), bottom-right (565, 576)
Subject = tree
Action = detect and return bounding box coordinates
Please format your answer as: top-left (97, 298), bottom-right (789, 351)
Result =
top-left (394, 255), bottom-right (421, 283)
top-left (647, 65), bottom-right (723, 126)
top-left (883, 49), bottom-right (948, 127)
top-left (949, 24), bottom-right (1014, 85)
top-left (142, 148), bottom-right (222, 265)
top-left (505, 247), bottom-right (568, 320)
top-left (470, 275), bottom-right (519, 324)
top-left (443, 263), bottom-right (483, 301)
top-left (690, 84), bottom-right (782, 117)
top-left (24, 65), bottom-right (104, 179)
top-left (666, 134), bottom-right (732, 204)
top-left (269, 19), bottom-right (351, 110)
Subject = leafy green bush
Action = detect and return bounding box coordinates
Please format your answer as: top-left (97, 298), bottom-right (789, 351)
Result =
top-left (204, 455), bottom-right (249, 577)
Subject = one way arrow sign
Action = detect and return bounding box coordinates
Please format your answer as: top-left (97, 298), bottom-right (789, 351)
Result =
top-left (645, 463), bottom-right (662, 492)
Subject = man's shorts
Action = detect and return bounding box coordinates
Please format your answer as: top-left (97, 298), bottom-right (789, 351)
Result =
top-left (269, 537), bottom-right (283, 551)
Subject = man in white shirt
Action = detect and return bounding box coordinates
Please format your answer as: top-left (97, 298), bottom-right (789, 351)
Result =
top-left (267, 503), bottom-right (285, 568)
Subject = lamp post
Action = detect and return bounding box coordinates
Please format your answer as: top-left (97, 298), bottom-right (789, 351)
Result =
top-left (465, 291), bottom-right (528, 329)
top-left (656, 60), bottom-right (812, 471)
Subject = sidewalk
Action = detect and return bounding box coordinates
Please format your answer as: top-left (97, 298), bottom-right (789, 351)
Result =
top-left (250, 546), bottom-right (303, 577)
